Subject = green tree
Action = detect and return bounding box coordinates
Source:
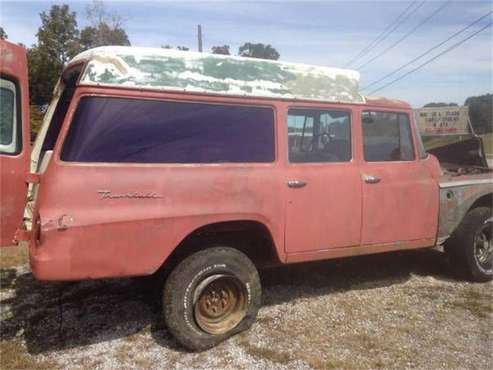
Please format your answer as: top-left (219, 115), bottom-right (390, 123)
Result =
top-left (0, 27), bottom-right (7, 40)
top-left (211, 45), bottom-right (230, 55)
top-left (79, 0), bottom-right (130, 50)
top-left (80, 24), bottom-right (130, 50)
top-left (28, 4), bottom-right (80, 106)
top-left (27, 47), bottom-right (61, 106)
top-left (161, 45), bottom-right (190, 51)
top-left (37, 4), bottom-right (80, 64)
top-left (238, 42), bottom-right (279, 60)
top-left (465, 93), bottom-right (493, 134)
top-left (423, 102), bottom-right (458, 108)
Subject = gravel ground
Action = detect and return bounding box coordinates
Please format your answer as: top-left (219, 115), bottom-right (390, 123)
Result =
top-left (0, 246), bottom-right (492, 369)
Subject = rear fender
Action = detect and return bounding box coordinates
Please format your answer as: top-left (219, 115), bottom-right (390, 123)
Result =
top-left (31, 213), bottom-right (283, 281)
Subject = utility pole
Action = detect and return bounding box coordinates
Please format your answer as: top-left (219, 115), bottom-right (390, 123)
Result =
top-left (197, 24), bottom-right (203, 52)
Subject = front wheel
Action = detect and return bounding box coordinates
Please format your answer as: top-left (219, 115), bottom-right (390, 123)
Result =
top-left (445, 206), bottom-right (492, 282)
top-left (163, 247), bottom-right (261, 351)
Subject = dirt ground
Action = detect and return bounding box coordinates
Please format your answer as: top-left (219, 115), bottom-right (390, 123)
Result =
top-left (0, 245), bottom-right (492, 370)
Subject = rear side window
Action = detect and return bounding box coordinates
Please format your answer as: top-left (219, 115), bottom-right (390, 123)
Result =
top-left (362, 111), bottom-right (415, 162)
top-left (61, 97), bottom-right (275, 163)
top-left (288, 108), bottom-right (351, 163)
top-left (0, 77), bottom-right (19, 154)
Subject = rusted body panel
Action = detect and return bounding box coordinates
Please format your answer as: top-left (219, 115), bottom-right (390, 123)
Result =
top-left (31, 160), bottom-right (285, 280)
top-left (28, 84), bottom-right (445, 281)
top-left (357, 104), bottom-right (441, 246)
top-left (30, 88), bottom-right (287, 280)
top-left (437, 174), bottom-right (493, 242)
top-left (18, 47), bottom-right (490, 281)
top-left (0, 41), bottom-right (30, 246)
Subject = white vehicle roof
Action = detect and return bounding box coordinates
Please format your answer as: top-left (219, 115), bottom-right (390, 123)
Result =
top-left (71, 46), bottom-right (364, 104)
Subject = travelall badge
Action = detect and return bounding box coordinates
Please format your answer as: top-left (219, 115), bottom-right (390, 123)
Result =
top-left (97, 190), bottom-right (164, 200)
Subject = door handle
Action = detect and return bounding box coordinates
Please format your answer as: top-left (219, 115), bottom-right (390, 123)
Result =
top-left (287, 180), bottom-right (307, 188)
top-left (363, 175), bottom-right (381, 184)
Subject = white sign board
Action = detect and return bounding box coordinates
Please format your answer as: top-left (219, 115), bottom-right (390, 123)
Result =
top-left (414, 106), bottom-right (470, 136)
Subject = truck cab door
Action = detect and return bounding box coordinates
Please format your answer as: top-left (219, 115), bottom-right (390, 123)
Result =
top-left (0, 40), bottom-right (31, 246)
top-left (359, 110), bottom-right (439, 247)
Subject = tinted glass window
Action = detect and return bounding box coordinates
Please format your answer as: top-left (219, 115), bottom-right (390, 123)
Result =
top-left (61, 97), bottom-right (275, 163)
top-left (288, 108), bottom-right (351, 163)
top-left (0, 78), bottom-right (18, 154)
top-left (362, 111), bottom-right (414, 161)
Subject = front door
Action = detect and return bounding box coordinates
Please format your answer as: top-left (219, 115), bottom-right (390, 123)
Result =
top-left (284, 107), bottom-right (362, 255)
top-left (359, 110), bottom-right (438, 246)
top-left (0, 40), bottom-right (30, 246)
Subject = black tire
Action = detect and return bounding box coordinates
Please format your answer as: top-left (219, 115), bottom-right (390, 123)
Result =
top-left (445, 206), bottom-right (492, 282)
top-left (163, 247), bottom-right (261, 351)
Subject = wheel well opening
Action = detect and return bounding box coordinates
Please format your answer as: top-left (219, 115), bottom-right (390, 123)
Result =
top-left (470, 193), bottom-right (493, 211)
top-left (161, 221), bottom-right (280, 274)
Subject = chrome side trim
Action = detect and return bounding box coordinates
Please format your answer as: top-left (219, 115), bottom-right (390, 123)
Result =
top-left (439, 179), bottom-right (493, 188)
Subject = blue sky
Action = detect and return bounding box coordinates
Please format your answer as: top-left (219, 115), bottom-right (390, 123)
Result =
top-left (0, 0), bottom-right (491, 107)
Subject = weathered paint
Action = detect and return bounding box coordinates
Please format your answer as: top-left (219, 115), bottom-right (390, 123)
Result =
top-left (71, 46), bottom-right (364, 104)
top-left (437, 174), bottom-right (493, 241)
top-left (17, 50), bottom-right (491, 281)
top-left (27, 85), bottom-right (446, 281)
top-left (0, 40), bottom-right (30, 246)
top-left (356, 105), bottom-right (441, 246)
top-left (30, 87), bottom-right (286, 281)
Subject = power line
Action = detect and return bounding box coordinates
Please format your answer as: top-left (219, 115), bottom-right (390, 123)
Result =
top-left (356, 0), bottom-right (451, 70)
top-left (344, 1), bottom-right (418, 67)
top-left (367, 21), bottom-right (492, 95)
top-left (361, 10), bottom-right (493, 91)
top-left (346, 1), bottom-right (424, 67)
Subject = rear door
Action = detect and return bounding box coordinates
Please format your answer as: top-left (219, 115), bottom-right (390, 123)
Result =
top-left (0, 40), bottom-right (30, 246)
top-left (359, 109), bottom-right (438, 246)
top-left (284, 106), bottom-right (362, 256)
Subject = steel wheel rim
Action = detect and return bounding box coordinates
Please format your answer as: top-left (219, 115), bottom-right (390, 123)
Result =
top-left (193, 274), bottom-right (248, 335)
top-left (474, 222), bottom-right (492, 270)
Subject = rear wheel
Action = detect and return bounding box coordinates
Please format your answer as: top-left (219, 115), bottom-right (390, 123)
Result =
top-left (163, 247), bottom-right (261, 351)
top-left (445, 207), bottom-right (492, 282)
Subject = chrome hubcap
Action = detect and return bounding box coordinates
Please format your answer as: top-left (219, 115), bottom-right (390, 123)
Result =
top-left (474, 222), bottom-right (492, 270)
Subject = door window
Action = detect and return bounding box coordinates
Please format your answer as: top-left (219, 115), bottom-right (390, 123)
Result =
top-left (288, 108), bottom-right (351, 163)
top-left (362, 111), bottom-right (415, 161)
top-left (0, 77), bottom-right (18, 154)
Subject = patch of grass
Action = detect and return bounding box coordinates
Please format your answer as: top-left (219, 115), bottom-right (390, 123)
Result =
top-left (256, 316), bottom-right (275, 325)
top-left (134, 357), bottom-right (153, 368)
top-left (237, 338), bottom-right (292, 365)
top-left (123, 332), bottom-right (144, 343)
top-left (301, 355), bottom-right (355, 369)
top-left (115, 343), bottom-right (134, 363)
top-left (0, 244), bottom-right (28, 269)
top-left (446, 289), bottom-right (493, 319)
top-left (0, 340), bottom-right (56, 370)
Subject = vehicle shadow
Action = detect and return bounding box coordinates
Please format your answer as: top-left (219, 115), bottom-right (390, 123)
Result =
top-left (0, 248), bottom-right (454, 355)
top-left (260, 248), bottom-right (454, 306)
